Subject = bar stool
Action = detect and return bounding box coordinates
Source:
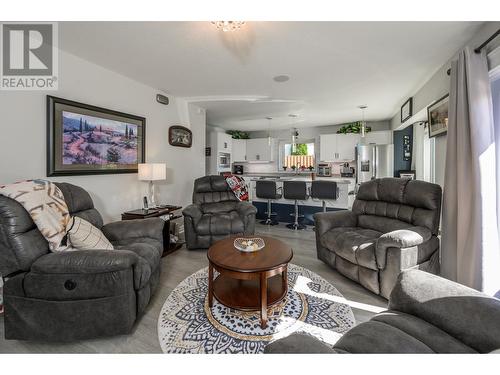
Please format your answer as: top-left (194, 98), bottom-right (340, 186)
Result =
top-left (310, 181), bottom-right (338, 212)
top-left (283, 181), bottom-right (308, 230)
top-left (256, 180), bottom-right (282, 225)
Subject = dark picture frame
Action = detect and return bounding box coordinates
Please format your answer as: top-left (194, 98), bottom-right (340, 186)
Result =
top-left (401, 97), bottom-right (413, 123)
top-left (47, 96), bottom-right (146, 176)
top-left (169, 125), bottom-right (192, 148)
top-left (427, 94), bottom-right (449, 138)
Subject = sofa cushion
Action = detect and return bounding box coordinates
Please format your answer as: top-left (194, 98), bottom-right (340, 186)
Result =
top-left (334, 320), bottom-right (434, 353)
top-left (321, 227), bottom-right (382, 270)
top-left (371, 310), bottom-right (477, 353)
top-left (115, 241), bottom-right (161, 274)
top-left (195, 212), bottom-right (245, 235)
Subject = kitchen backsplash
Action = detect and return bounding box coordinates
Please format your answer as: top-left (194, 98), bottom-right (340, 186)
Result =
top-left (235, 160), bottom-right (355, 175)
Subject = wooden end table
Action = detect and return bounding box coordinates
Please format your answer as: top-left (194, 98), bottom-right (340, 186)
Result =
top-left (207, 236), bottom-right (293, 328)
top-left (121, 205), bottom-right (183, 257)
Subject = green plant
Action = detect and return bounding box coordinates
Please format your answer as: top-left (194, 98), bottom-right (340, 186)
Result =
top-left (291, 143), bottom-right (308, 155)
top-left (226, 130), bottom-right (250, 139)
top-left (291, 165), bottom-right (296, 170)
top-left (336, 121), bottom-right (372, 134)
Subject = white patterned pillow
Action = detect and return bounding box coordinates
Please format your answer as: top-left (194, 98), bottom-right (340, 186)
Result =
top-left (67, 216), bottom-right (114, 250)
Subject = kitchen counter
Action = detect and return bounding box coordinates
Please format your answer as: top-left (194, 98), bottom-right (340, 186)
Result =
top-left (239, 174), bottom-right (356, 210)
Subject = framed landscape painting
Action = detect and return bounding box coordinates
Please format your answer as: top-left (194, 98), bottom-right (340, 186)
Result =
top-left (427, 94), bottom-right (449, 138)
top-left (47, 96), bottom-right (145, 176)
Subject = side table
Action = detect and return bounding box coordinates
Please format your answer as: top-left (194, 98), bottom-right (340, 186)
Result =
top-left (121, 205), bottom-right (183, 257)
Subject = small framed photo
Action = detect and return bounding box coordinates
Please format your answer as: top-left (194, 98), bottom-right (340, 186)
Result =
top-left (401, 97), bottom-right (413, 123)
top-left (428, 94), bottom-right (449, 138)
top-left (169, 126), bottom-right (192, 148)
top-left (399, 170), bottom-right (416, 180)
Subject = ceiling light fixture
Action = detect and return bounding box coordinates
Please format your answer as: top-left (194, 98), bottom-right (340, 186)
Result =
top-left (358, 105), bottom-right (368, 138)
top-left (211, 21), bottom-right (245, 32)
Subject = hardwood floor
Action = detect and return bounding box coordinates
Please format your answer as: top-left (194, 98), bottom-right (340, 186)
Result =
top-left (0, 223), bottom-right (387, 353)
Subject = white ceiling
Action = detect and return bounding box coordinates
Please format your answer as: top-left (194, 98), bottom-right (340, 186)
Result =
top-left (59, 21), bottom-right (483, 130)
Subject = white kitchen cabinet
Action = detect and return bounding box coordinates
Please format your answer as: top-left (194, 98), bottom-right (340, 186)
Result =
top-left (232, 139), bottom-right (247, 162)
top-left (335, 134), bottom-right (358, 161)
top-left (246, 138), bottom-right (274, 162)
top-left (320, 134), bottom-right (358, 161)
top-left (217, 132), bottom-right (232, 153)
top-left (365, 130), bottom-right (392, 145)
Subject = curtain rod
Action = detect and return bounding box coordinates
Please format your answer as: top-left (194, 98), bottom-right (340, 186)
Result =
top-left (446, 28), bottom-right (500, 76)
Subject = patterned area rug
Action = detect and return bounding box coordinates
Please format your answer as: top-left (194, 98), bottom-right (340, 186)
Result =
top-left (158, 264), bottom-right (355, 354)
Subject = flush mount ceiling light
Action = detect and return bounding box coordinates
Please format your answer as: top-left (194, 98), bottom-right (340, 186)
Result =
top-left (211, 21), bottom-right (245, 32)
top-left (273, 75), bottom-right (290, 83)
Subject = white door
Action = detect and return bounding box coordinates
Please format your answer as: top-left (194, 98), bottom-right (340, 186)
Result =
top-left (232, 139), bottom-right (247, 162)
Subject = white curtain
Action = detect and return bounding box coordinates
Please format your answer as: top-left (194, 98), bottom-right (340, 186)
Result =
top-left (441, 46), bottom-right (500, 295)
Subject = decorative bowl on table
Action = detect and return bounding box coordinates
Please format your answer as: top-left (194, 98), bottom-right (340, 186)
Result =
top-left (234, 238), bottom-right (265, 252)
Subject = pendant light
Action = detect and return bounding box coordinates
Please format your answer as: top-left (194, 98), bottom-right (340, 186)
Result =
top-left (358, 105), bottom-right (367, 138)
top-left (266, 117), bottom-right (273, 146)
top-left (289, 114), bottom-right (298, 153)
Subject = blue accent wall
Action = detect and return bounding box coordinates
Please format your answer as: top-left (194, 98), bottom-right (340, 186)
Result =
top-left (253, 202), bottom-right (343, 225)
top-left (393, 125), bottom-right (413, 177)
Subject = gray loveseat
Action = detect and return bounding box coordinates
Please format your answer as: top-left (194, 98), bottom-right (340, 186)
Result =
top-left (314, 178), bottom-right (442, 298)
top-left (265, 270), bottom-right (500, 353)
top-left (182, 175), bottom-right (257, 250)
top-left (0, 183), bottom-right (163, 341)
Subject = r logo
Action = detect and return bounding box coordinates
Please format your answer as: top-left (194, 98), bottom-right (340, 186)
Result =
top-left (2, 23), bottom-right (53, 76)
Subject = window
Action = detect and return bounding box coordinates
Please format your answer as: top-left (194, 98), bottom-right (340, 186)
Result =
top-left (279, 141), bottom-right (315, 170)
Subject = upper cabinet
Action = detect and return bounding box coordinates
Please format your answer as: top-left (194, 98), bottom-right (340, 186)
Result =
top-left (365, 130), bottom-right (392, 145)
top-left (319, 131), bottom-right (393, 162)
top-left (217, 132), bottom-right (232, 153)
top-left (232, 139), bottom-right (247, 162)
top-left (246, 138), bottom-right (274, 162)
top-left (319, 134), bottom-right (357, 162)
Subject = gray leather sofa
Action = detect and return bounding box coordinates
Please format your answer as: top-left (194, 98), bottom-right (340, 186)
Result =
top-left (314, 178), bottom-right (442, 298)
top-left (183, 175), bottom-right (257, 250)
top-left (0, 183), bottom-right (163, 341)
top-left (265, 269), bottom-right (500, 353)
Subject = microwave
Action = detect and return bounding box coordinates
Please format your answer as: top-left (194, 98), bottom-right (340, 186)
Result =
top-left (218, 152), bottom-right (231, 169)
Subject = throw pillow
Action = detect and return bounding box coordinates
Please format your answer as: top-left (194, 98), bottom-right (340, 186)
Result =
top-left (67, 216), bottom-right (114, 250)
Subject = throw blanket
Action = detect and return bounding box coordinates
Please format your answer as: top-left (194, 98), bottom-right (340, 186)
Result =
top-left (0, 179), bottom-right (71, 251)
top-left (225, 175), bottom-right (249, 201)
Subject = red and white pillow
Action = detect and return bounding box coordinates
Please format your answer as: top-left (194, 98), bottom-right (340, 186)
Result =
top-left (225, 175), bottom-right (249, 201)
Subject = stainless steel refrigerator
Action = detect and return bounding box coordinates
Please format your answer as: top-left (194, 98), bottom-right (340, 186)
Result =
top-left (356, 143), bottom-right (394, 185)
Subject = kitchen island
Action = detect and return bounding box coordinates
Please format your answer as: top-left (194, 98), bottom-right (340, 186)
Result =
top-left (238, 173), bottom-right (356, 226)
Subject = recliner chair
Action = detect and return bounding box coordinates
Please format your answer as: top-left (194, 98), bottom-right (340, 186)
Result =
top-left (182, 175), bottom-right (257, 249)
top-left (0, 183), bottom-right (164, 341)
top-left (314, 178), bottom-right (442, 299)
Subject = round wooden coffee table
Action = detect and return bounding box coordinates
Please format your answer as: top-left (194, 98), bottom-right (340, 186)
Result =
top-left (207, 236), bottom-right (293, 328)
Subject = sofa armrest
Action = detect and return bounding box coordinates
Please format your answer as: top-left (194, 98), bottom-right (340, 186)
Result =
top-left (264, 333), bottom-right (336, 354)
top-left (102, 217), bottom-right (164, 244)
top-left (182, 204), bottom-right (203, 224)
top-left (389, 269), bottom-right (500, 353)
top-left (236, 201), bottom-right (257, 219)
top-left (31, 249), bottom-right (138, 274)
top-left (30, 250), bottom-right (150, 290)
top-left (375, 226), bottom-right (432, 269)
top-left (313, 210), bottom-right (357, 237)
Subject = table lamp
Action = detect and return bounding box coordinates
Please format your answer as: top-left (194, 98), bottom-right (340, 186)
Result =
top-left (138, 163), bottom-right (166, 208)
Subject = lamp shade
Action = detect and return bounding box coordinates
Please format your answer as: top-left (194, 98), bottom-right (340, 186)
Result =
top-left (138, 163), bottom-right (166, 181)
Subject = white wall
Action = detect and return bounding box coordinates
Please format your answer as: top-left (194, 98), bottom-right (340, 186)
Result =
top-left (0, 49), bottom-right (206, 223)
top-left (389, 22), bottom-right (500, 187)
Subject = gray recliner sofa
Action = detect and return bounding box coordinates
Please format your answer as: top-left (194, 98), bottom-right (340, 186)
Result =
top-left (183, 175), bottom-right (257, 250)
top-left (314, 178), bottom-right (442, 299)
top-left (0, 183), bottom-right (164, 341)
top-left (265, 269), bottom-right (500, 353)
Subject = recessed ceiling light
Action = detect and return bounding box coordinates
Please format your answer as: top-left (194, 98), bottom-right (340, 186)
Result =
top-left (273, 75), bottom-right (290, 83)
top-left (288, 114), bottom-right (298, 118)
